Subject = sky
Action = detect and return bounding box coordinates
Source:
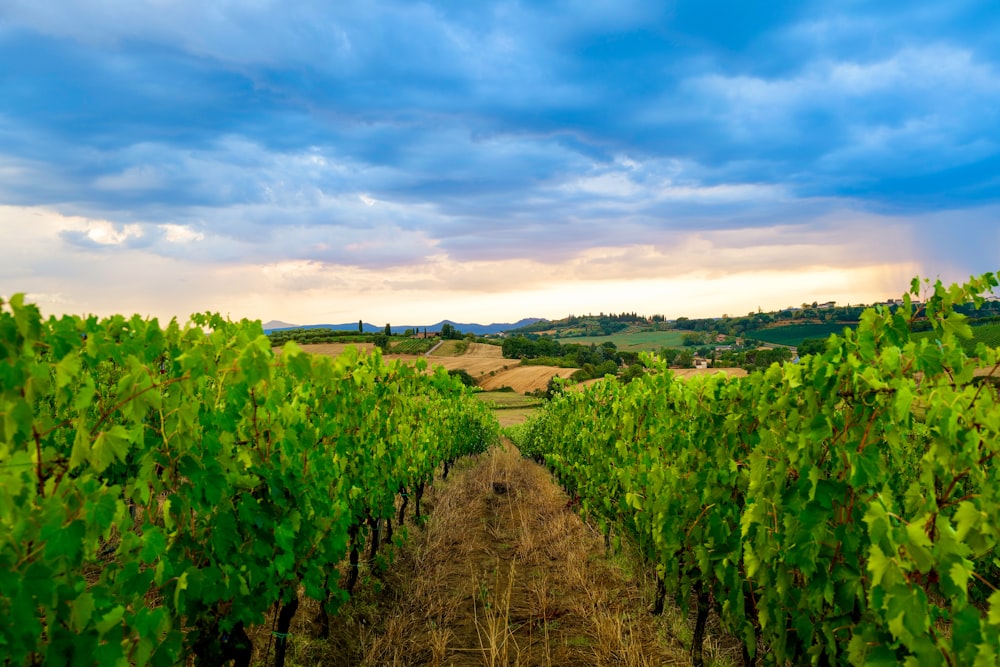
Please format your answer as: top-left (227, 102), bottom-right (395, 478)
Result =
top-left (1, 1), bottom-right (998, 326)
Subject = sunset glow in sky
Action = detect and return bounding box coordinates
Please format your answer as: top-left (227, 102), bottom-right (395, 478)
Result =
top-left (2, 1), bottom-right (998, 325)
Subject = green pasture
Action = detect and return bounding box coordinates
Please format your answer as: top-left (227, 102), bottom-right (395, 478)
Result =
top-left (553, 329), bottom-right (688, 351)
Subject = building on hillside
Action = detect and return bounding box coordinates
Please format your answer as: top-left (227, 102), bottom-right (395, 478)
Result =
top-left (817, 301), bottom-right (836, 309)
top-left (414, 331), bottom-right (440, 339)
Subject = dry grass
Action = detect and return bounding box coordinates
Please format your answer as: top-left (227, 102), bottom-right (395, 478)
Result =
top-left (240, 442), bottom-right (742, 666)
top-left (477, 366), bottom-right (578, 393)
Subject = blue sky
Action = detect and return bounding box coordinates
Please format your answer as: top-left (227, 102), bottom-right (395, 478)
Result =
top-left (2, 0), bottom-right (998, 324)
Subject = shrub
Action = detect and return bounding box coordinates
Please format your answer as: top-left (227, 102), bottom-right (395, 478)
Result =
top-left (447, 368), bottom-right (476, 387)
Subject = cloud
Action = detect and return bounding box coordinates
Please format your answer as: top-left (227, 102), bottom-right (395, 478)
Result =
top-left (0, 2), bottom-right (998, 323)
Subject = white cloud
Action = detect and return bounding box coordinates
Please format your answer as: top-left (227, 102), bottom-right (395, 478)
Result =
top-left (685, 45), bottom-right (1000, 135)
top-left (72, 220), bottom-right (143, 246)
top-left (563, 172), bottom-right (642, 198)
top-left (0, 202), bottom-right (986, 326)
top-left (161, 224), bottom-right (205, 243)
top-left (93, 165), bottom-right (164, 191)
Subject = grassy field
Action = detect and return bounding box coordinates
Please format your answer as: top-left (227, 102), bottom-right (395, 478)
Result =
top-left (474, 391), bottom-right (544, 427)
top-left (749, 322), bottom-right (856, 347)
top-left (429, 339), bottom-right (469, 356)
top-left (388, 338), bottom-right (436, 354)
top-left (475, 391), bottom-right (544, 409)
top-left (553, 330), bottom-right (688, 351)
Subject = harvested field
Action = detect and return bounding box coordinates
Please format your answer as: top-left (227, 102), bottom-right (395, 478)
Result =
top-left (295, 342), bottom-right (574, 394)
top-left (424, 342), bottom-right (511, 377)
top-left (430, 341), bottom-right (504, 357)
top-left (429, 356), bottom-right (514, 378)
top-left (457, 342), bottom-right (504, 358)
top-left (479, 366), bottom-right (577, 393)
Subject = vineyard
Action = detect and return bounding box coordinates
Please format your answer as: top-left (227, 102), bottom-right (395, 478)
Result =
top-left (747, 322), bottom-right (856, 347)
top-left (509, 274), bottom-right (1000, 666)
top-left (914, 321), bottom-right (1000, 356)
top-left (0, 297), bottom-right (499, 665)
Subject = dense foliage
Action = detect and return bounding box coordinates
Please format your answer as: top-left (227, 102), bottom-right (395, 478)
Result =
top-left (266, 327), bottom-right (373, 346)
top-left (510, 274), bottom-right (1000, 666)
top-left (510, 312), bottom-right (646, 336)
top-left (0, 298), bottom-right (498, 665)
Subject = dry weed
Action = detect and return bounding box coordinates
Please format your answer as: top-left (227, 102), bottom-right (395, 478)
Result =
top-left (236, 441), bottom-right (738, 666)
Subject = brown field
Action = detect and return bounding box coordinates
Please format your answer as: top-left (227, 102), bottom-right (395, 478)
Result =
top-left (458, 342), bottom-right (505, 358)
top-left (296, 341), bottom-right (570, 394)
top-left (424, 342), bottom-right (572, 394)
top-left (426, 355), bottom-right (513, 377)
top-left (479, 366), bottom-right (577, 393)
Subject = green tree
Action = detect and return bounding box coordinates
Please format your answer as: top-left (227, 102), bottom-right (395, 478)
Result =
top-left (620, 363), bottom-right (646, 383)
top-left (797, 337), bottom-right (826, 356)
top-left (358, 320), bottom-right (363, 333)
top-left (384, 323), bottom-right (391, 336)
top-left (447, 368), bottom-right (476, 387)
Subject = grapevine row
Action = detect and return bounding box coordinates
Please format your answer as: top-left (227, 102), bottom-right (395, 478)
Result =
top-left (510, 274), bottom-right (1000, 666)
top-left (0, 297), bottom-right (498, 665)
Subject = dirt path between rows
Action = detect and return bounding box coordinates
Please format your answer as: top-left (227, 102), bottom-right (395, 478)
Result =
top-left (398, 443), bottom-right (689, 666)
top-left (277, 442), bottom-right (692, 666)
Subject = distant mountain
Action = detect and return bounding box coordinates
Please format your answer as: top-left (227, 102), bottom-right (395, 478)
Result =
top-left (261, 319), bottom-right (298, 330)
top-left (422, 318), bottom-right (547, 335)
top-left (262, 318), bottom-right (546, 335)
